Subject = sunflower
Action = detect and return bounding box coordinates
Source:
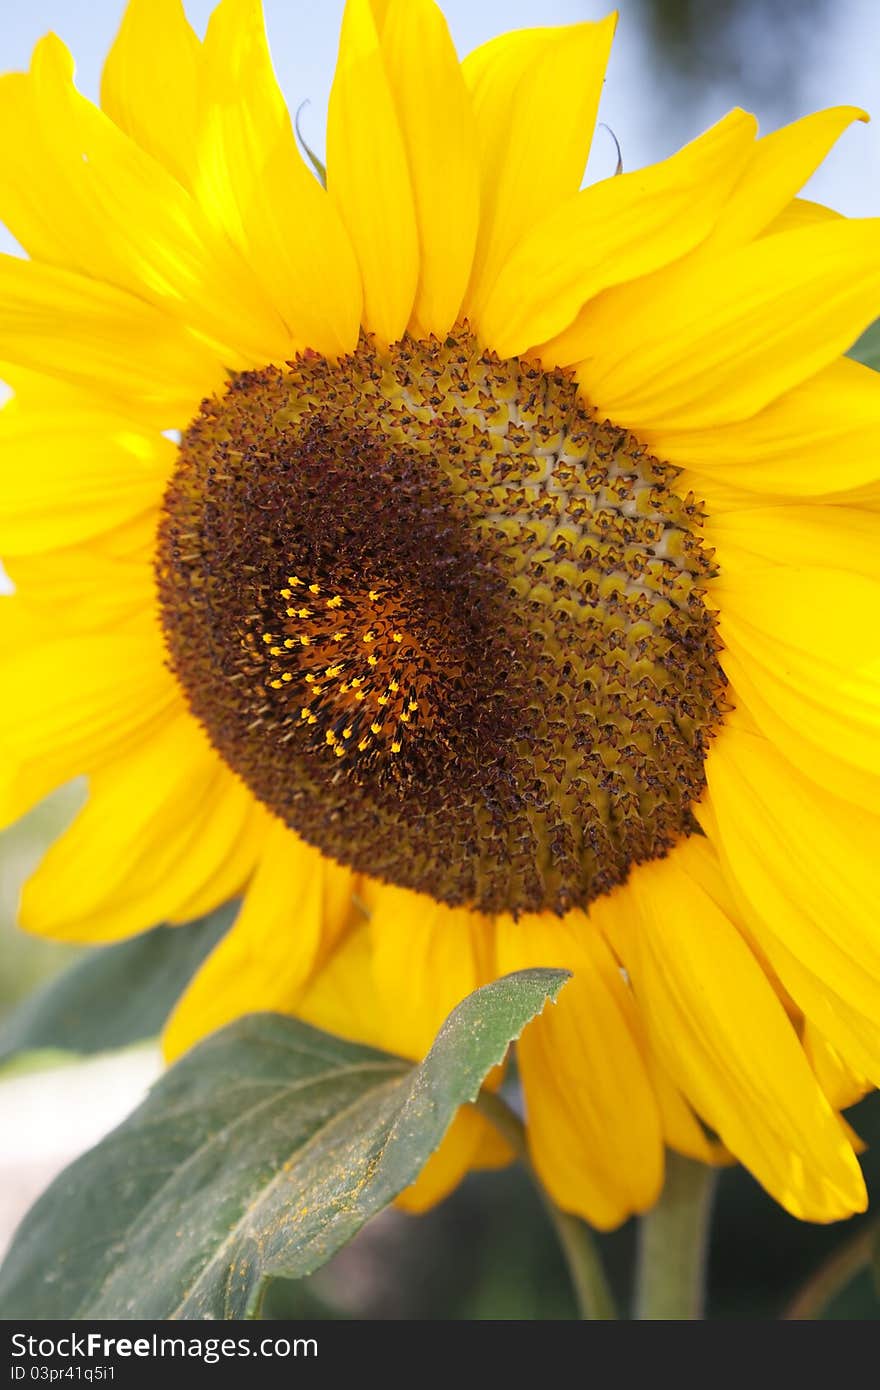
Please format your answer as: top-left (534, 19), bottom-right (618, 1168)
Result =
top-left (2, 0), bottom-right (879, 1229)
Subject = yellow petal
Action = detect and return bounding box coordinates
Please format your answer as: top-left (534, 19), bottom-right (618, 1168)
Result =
top-left (0, 254), bottom-right (223, 427)
top-left (3, 35), bottom-right (289, 365)
top-left (5, 540), bottom-right (157, 647)
top-left (623, 840), bottom-right (866, 1222)
top-left (0, 393), bottom-right (172, 553)
top-left (193, 0), bottom-right (363, 357)
top-left (704, 724), bottom-right (880, 1034)
top-left (397, 1105), bottom-right (511, 1213)
top-left (378, 0), bottom-right (479, 336)
top-left (368, 882), bottom-right (494, 1061)
top-left (803, 1024), bottom-right (871, 1113)
top-left (720, 653), bottom-right (879, 814)
top-left (645, 356), bottom-right (880, 499)
top-left (701, 795), bottom-right (880, 1091)
top-left (481, 108), bottom-right (757, 357)
top-left (100, 0), bottom-right (200, 187)
top-left (708, 501), bottom-right (880, 578)
top-left (326, 0), bottom-right (418, 344)
top-left (461, 15), bottom-right (616, 317)
top-left (568, 217), bottom-right (880, 430)
top-left (763, 195), bottom-right (843, 235)
top-left (495, 909), bottom-right (663, 1229)
top-left (712, 556), bottom-right (880, 776)
top-left (703, 106), bottom-right (866, 252)
top-left (20, 713), bottom-right (263, 942)
top-left (163, 819), bottom-right (358, 1059)
top-left (0, 626), bottom-right (179, 827)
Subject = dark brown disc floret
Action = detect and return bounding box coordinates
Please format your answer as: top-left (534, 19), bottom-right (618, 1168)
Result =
top-left (157, 327), bottom-right (727, 915)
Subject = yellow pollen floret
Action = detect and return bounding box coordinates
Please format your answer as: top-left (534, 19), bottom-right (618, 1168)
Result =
top-left (391, 741), bottom-right (402, 753)
top-left (325, 730), bottom-right (336, 745)
top-left (327, 595), bottom-right (343, 609)
top-left (309, 583), bottom-right (321, 594)
top-left (370, 722), bottom-right (382, 735)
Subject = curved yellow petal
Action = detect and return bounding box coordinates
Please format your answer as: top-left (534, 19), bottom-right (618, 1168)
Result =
top-left (721, 653), bottom-right (880, 814)
top-left (495, 909), bottom-right (663, 1229)
top-left (703, 106), bottom-right (866, 253)
top-left (622, 840), bottom-right (866, 1222)
top-left (327, 0), bottom-right (418, 345)
top-left (0, 626), bottom-right (179, 828)
top-left (193, 0), bottom-right (363, 358)
top-left (704, 723), bottom-right (880, 1034)
top-left (0, 254), bottom-right (223, 427)
top-left (368, 882), bottom-right (494, 1061)
top-left (712, 557), bottom-right (880, 776)
top-left (481, 108), bottom-right (756, 357)
top-left (570, 218), bottom-right (880, 430)
top-left (21, 713), bottom-right (263, 942)
top-left (5, 528), bottom-right (157, 639)
top-left (701, 793), bottom-right (880, 1092)
top-left (100, 0), bottom-right (200, 187)
top-left (708, 502), bottom-right (880, 578)
top-left (378, 0), bottom-right (479, 336)
top-left (645, 356), bottom-right (880, 499)
top-left (163, 819), bottom-right (359, 1059)
top-left (461, 15), bottom-right (616, 317)
top-left (763, 195), bottom-right (843, 235)
top-left (0, 394), bottom-right (171, 553)
top-left (803, 1024), bottom-right (871, 1113)
top-left (2, 35), bottom-right (289, 365)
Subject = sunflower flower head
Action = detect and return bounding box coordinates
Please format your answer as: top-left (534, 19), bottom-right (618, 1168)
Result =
top-left (2, 0), bottom-right (879, 1233)
top-left (159, 328), bottom-right (727, 914)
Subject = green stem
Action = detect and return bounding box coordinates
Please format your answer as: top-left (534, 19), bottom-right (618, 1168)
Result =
top-left (783, 1223), bottom-right (877, 1320)
top-left (635, 1150), bottom-right (717, 1320)
top-left (477, 1090), bottom-right (618, 1320)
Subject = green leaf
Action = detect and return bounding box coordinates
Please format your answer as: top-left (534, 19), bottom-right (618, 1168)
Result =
top-left (0, 967), bottom-right (567, 1320)
top-left (0, 903), bottom-right (236, 1064)
top-left (849, 318), bottom-right (880, 371)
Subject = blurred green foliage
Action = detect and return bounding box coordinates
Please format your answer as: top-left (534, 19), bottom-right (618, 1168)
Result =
top-left (0, 781), bottom-right (84, 1027)
top-left (630, 0), bottom-right (832, 111)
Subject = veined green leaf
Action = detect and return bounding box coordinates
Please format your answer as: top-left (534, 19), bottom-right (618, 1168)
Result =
top-left (0, 968), bottom-right (567, 1320)
top-left (0, 904), bottom-right (236, 1064)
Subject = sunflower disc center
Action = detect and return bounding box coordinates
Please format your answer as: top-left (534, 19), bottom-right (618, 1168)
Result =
top-left (157, 327), bottom-right (726, 915)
